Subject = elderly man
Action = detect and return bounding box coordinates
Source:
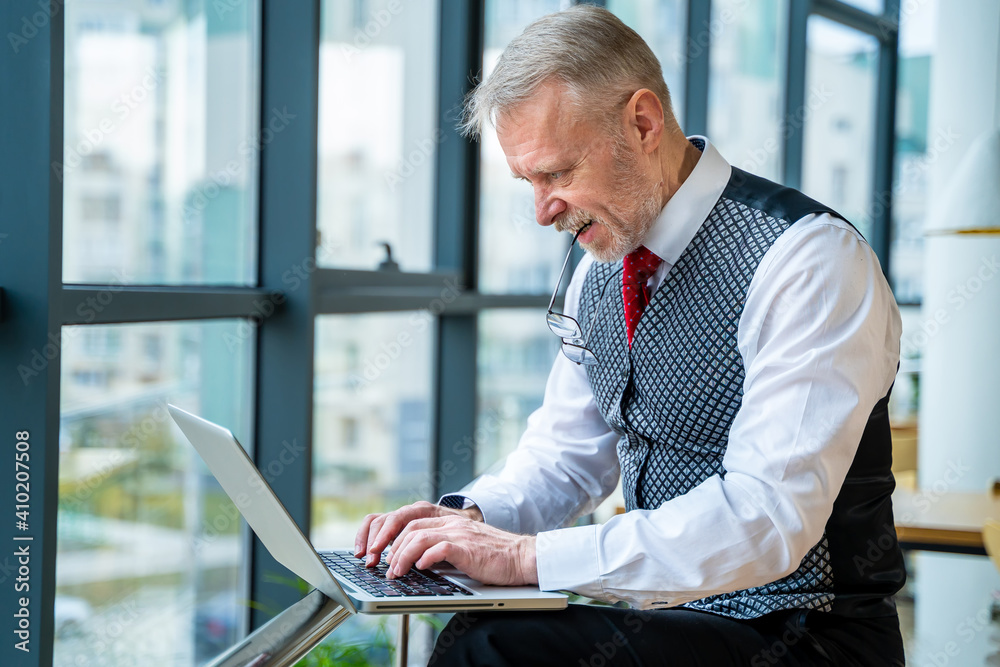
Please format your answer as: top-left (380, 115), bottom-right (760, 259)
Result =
top-left (356, 6), bottom-right (905, 665)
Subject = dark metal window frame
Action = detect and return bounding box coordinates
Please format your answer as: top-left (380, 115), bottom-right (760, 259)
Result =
top-left (784, 0), bottom-right (902, 280)
top-left (0, 0), bottom-right (906, 663)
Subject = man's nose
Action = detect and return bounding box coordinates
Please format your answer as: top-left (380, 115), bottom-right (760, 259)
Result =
top-left (535, 188), bottom-right (566, 227)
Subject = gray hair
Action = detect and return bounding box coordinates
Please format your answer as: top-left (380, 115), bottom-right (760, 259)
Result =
top-left (460, 4), bottom-right (676, 139)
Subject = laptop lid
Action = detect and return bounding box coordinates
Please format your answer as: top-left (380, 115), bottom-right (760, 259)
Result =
top-left (167, 404), bottom-right (357, 614)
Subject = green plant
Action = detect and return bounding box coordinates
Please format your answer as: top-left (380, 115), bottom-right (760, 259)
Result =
top-left (261, 574), bottom-right (441, 667)
top-left (294, 618), bottom-right (394, 667)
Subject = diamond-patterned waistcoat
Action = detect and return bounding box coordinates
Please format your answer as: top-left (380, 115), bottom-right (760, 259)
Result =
top-left (579, 164), bottom-right (905, 620)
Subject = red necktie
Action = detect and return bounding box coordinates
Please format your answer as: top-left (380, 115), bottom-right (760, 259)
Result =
top-left (622, 246), bottom-right (663, 347)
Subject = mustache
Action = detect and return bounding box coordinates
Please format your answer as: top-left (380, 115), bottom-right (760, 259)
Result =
top-left (554, 210), bottom-right (597, 235)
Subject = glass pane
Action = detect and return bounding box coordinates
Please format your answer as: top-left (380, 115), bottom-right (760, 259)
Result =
top-left (313, 313), bottom-right (435, 543)
top-left (891, 0), bottom-right (937, 304)
top-left (475, 309), bottom-right (560, 475)
top-left (840, 0), bottom-right (884, 14)
top-left (801, 17), bottom-right (880, 241)
top-left (478, 0), bottom-right (566, 294)
top-left (708, 0), bottom-right (787, 181)
top-left (63, 2), bottom-right (260, 286)
top-left (605, 0), bottom-right (687, 127)
top-left (312, 313), bottom-right (436, 665)
top-left (317, 0), bottom-right (438, 272)
top-left (56, 320), bottom-right (254, 666)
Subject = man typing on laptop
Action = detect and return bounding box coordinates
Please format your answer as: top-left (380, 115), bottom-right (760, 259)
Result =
top-left (355, 6), bottom-right (906, 666)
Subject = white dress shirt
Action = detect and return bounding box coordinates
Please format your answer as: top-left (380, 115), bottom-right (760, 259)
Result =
top-left (448, 137), bottom-right (902, 610)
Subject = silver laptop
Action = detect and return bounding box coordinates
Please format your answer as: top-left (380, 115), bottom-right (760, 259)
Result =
top-left (168, 405), bottom-right (567, 614)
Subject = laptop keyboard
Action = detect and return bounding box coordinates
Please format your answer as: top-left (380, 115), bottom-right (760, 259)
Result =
top-left (320, 551), bottom-right (474, 598)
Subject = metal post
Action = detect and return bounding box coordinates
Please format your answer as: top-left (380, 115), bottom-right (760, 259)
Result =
top-left (251, 0), bottom-right (323, 628)
top-left (782, 0), bottom-right (811, 189)
top-left (684, 0), bottom-right (712, 136)
top-left (0, 2), bottom-right (64, 665)
top-left (396, 613), bottom-right (410, 667)
top-left (432, 0), bottom-right (485, 497)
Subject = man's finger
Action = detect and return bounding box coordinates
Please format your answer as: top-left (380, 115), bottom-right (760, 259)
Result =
top-left (365, 513), bottom-right (392, 564)
top-left (387, 528), bottom-right (443, 578)
top-left (354, 513), bottom-right (380, 557)
top-left (387, 516), bottom-right (455, 568)
top-left (415, 541), bottom-right (459, 573)
top-left (366, 503), bottom-right (441, 565)
top-left (388, 516), bottom-right (451, 559)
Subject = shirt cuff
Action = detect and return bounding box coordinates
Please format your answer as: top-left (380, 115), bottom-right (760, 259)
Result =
top-left (536, 524), bottom-right (604, 597)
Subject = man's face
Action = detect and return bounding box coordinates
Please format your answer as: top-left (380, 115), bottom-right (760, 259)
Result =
top-left (496, 82), bottom-right (663, 263)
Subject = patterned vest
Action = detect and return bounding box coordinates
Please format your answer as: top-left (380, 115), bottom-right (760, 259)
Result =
top-left (578, 165), bottom-right (904, 620)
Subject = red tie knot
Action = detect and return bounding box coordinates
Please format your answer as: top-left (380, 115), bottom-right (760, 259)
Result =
top-left (624, 246), bottom-right (662, 286)
top-left (622, 246), bottom-right (663, 347)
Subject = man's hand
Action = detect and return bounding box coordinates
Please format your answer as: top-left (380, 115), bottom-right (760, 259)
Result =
top-left (387, 515), bottom-right (537, 585)
top-left (353, 500), bottom-right (537, 586)
top-left (354, 500), bottom-right (482, 566)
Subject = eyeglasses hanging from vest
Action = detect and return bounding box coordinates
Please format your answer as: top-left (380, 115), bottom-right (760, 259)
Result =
top-left (545, 224), bottom-right (622, 365)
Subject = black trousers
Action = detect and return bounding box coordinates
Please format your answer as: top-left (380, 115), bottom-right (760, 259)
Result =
top-left (427, 605), bottom-right (905, 666)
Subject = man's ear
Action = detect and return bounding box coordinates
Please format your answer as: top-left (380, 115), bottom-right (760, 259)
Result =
top-left (626, 89), bottom-right (665, 155)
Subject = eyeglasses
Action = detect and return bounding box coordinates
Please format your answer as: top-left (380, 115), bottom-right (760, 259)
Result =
top-left (546, 226), bottom-right (621, 365)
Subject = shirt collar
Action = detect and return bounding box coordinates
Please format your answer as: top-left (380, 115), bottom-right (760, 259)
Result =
top-left (642, 136), bottom-right (732, 266)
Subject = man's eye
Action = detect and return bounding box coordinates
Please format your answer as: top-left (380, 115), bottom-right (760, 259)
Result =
top-left (549, 171), bottom-right (565, 180)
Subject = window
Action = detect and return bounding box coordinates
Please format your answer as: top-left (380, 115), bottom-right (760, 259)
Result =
top-left (56, 320), bottom-right (254, 666)
top-left (313, 312), bottom-right (435, 547)
top-left (606, 0), bottom-right (687, 127)
top-left (312, 312), bottom-right (435, 662)
top-left (50, 1), bottom-right (262, 664)
top-left (5, 1), bottom-right (928, 664)
top-left (62, 0), bottom-right (260, 286)
top-left (475, 309), bottom-right (559, 474)
top-left (888, 0), bottom-right (937, 426)
top-left (478, 0), bottom-right (566, 295)
top-left (316, 0), bottom-right (439, 272)
top-left (708, 0), bottom-right (787, 180)
top-left (891, 0), bottom-right (936, 305)
top-left (801, 16), bottom-right (880, 241)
